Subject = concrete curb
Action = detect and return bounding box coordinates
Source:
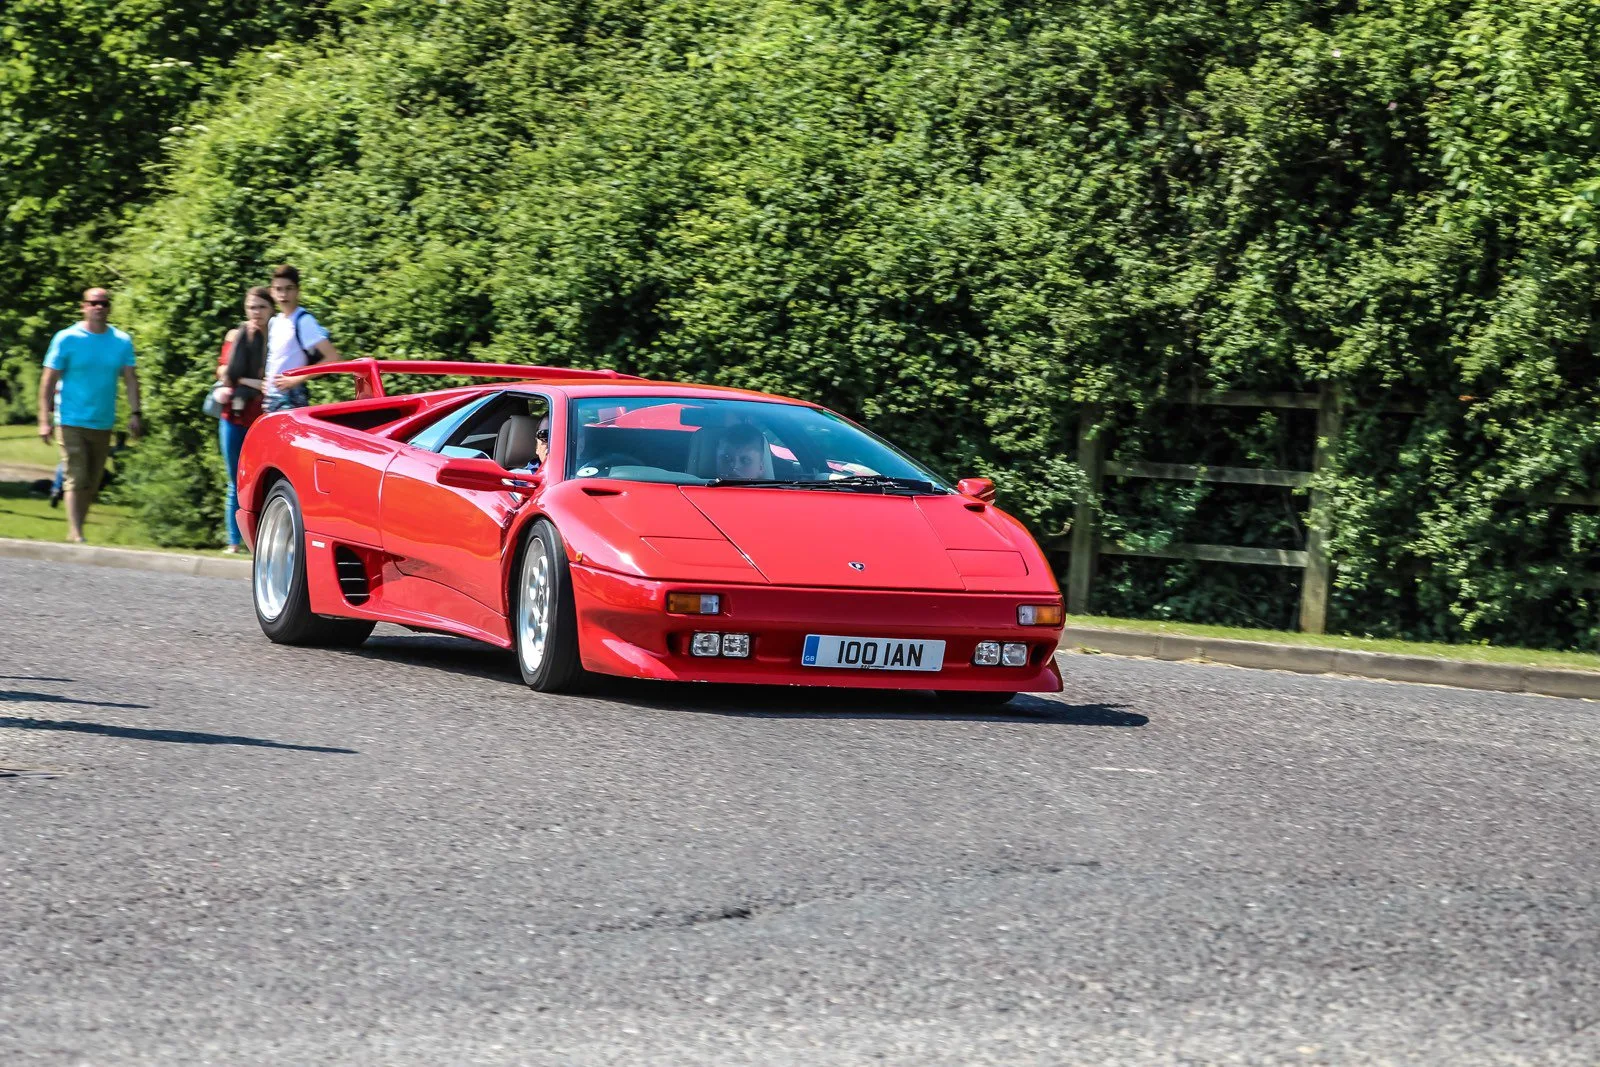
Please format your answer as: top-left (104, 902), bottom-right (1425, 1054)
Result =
top-left (3, 536), bottom-right (1593, 700)
top-left (1059, 625), bottom-right (1600, 701)
top-left (0, 536), bottom-right (250, 580)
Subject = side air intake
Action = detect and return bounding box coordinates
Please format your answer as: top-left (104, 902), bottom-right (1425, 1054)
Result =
top-left (334, 547), bottom-right (370, 606)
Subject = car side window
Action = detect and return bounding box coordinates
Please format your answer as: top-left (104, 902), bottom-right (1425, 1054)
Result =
top-left (406, 393), bottom-right (499, 454)
top-left (442, 392), bottom-right (549, 462)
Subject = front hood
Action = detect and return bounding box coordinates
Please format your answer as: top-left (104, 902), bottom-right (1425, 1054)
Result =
top-left (678, 487), bottom-right (1037, 591)
top-left (541, 480), bottom-right (764, 581)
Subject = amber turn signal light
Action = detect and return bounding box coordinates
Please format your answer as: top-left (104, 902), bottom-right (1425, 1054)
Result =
top-left (666, 592), bottom-right (722, 615)
top-left (1017, 603), bottom-right (1064, 626)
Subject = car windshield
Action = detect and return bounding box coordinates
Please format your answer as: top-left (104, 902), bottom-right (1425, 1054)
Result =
top-left (565, 396), bottom-right (951, 492)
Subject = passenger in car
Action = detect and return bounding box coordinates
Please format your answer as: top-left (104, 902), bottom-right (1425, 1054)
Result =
top-left (514, 415), bottom-right (549, 473)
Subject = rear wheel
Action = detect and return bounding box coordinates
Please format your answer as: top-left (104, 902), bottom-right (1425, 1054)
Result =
top-left (253, 480), bottom-right (375, 647)
top-left (514, 519), bottom-right (589, 692)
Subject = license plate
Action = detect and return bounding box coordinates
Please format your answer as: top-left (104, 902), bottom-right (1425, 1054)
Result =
top-left (801, 634), bottom-right (945, 672)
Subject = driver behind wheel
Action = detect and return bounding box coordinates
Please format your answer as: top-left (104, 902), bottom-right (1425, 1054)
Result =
top-left (715, 423), bottom-right (766, 480)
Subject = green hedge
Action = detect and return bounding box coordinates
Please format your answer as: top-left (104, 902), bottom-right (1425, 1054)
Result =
top-left (89, 0), bottom-right (1600, 646)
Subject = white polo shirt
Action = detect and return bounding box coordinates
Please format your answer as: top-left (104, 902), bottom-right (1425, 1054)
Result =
top-left (265, 308), bottom-right (330, 395)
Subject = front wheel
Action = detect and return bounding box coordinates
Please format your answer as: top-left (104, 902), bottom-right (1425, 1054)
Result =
top-left (253, 480), bottom-right (374, 647)
top-left (513, 519), bottom-right (590, 692)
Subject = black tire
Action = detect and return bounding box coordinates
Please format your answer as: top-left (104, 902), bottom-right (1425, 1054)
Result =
top-left (512, 518), bottom-right (590, 692)
top-left (252, 480), bottom-right (375, 648)
top-left (936, 690), bottom-right (1017, 707)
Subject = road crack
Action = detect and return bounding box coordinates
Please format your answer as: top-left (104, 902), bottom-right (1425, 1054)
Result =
top-left (575, 857), bottom-right (1102, 938)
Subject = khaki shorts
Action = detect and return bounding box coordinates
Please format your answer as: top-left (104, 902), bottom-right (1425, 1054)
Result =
top-left (58, 425), bottom-right (113, 496)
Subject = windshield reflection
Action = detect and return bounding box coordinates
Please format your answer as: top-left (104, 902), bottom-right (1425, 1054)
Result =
top-left (564, 397), bottom-right (949, 490)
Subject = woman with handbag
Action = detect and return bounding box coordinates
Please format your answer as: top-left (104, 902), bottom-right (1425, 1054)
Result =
top-left (211, 286), bottom-right (272, 553)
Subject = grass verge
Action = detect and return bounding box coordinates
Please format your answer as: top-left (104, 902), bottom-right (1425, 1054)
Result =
top-left (1068, 614), bottom-right (1600, 673)
top-left (0, 424), bottom-right (59, 470)
top-left (0, 481), bottom-right (234, 556)
top-left (3, 449), bottom-right (1598, 672)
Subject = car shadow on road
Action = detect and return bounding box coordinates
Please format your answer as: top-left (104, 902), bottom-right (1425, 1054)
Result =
top-left (348, 634), bottom-right (1146, 726)
top-left (602, 682), bottom-right (1148, 726)
top-left (0, 715), bottom-right (357, 754)
top-left (353, 633), bottom-right (525, 683)
top-left (1, 688), bottom-right (149, 710)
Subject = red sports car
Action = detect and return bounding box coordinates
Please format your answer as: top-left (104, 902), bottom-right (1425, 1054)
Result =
top-left (236, 361), bottom-right (1065, 702)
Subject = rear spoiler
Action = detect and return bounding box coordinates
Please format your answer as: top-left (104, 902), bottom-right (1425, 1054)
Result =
top-left (277, 358), bottom-right (641, 400)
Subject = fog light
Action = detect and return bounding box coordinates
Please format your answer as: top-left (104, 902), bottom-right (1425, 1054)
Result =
top-left (1017, 603), bottom-right (1064, 626)
top-left (1001, 642), bottom-right (1029, 667)
top-left (690, 632), bottom-right (722, 657)
top-left (721, 633), bottom-right (751, 658)
top-left (973, 641), bottom-right (1001, 666)
top-left (668, 592), bottom-right (722, 615)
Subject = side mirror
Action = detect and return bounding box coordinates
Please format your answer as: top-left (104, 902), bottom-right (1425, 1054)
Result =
top-left (957, 477), bottom-right (996, 504)
top-left (436, 456), bottom-right (541, 493)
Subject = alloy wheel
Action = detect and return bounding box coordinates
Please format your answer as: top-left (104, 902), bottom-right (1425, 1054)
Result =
top-left (518, 546), bottom-right (552, 674)
top-left (254, 494), bottom-right (296, 622)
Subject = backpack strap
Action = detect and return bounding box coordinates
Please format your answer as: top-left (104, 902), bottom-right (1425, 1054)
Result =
top-left (245, 320), bottom-right (267, 379)
top-left (293, 307), bottom-right (323, 365)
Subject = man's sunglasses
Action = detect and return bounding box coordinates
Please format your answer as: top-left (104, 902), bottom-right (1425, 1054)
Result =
top-left (83, 300), bottom-right (110, 308)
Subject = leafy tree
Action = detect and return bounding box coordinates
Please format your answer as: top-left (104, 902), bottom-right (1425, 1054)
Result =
top-left (109, 0), bottom-right (1600, 648)
top-left (0, 0), bottom-right (336, 421)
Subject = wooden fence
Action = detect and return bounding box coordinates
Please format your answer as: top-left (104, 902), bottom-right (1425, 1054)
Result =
top-left (1062, 386), bottom-right (1600, 632)
top-left (1065, 384), bottom-right (1398, 634)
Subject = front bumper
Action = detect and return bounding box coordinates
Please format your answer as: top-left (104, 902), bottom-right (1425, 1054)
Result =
top-left (570, 564), bottom-right (1064, 692)
top-left (237, 507), bottom-right (258, 550)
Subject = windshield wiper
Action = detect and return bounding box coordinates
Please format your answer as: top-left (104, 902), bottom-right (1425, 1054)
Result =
top-left (827, 474), bottom-right (937, 494)
top-left (701, 478), bottom-right (828, 489)
top-left (700, 475), bottom-right (938, 493)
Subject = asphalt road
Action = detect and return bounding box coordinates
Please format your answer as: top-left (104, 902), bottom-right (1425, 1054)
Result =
top-left (2, 558), bottom-right (1596, 1066)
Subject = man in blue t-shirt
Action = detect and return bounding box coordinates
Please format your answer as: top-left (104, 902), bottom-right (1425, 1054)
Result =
top-left (36, 288), bottom-right (141, 543)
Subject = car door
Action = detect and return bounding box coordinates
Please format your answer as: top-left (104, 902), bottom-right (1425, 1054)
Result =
top-left (379, 391), bottom-right (547, 616)
top-left (296, 422), bottom-right (402, 549)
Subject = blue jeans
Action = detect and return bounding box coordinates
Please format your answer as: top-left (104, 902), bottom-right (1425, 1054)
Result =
top-left (219, 419), bottom-right (248, 546)
top-left (264, 385), bottom-right (309, 413)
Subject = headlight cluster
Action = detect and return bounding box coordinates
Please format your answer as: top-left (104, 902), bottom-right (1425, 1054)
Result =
top-left (973, 641), bottom-right (1030, 667)
top-left (691, 632), bottom-right (751, 658)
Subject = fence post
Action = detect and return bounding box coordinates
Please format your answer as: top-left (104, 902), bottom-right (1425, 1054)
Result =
top-left (1067, 404), bottom-right (1104, 616)
top-left (1298, 383), bottom-right (1342, 634)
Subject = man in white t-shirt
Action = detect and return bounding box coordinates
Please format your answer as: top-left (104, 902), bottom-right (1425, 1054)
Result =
top-left (263, 263), bottom-right (343, 411)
